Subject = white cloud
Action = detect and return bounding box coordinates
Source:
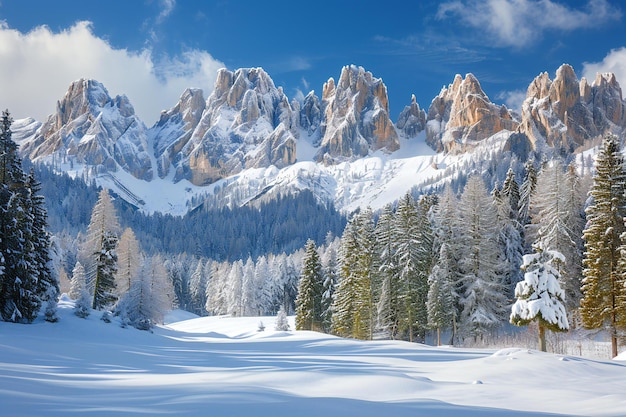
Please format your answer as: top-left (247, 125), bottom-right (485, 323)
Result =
top-left (582, 47), bottom-right (626, 88)
top-left (156, 0), bottom-right (176, 24)
top-left (0, 21), bottom-right (224, 124)
top-left (496, 89), bottom-right (527, 112)
top-left (437, 0), bottom-right (621, 48)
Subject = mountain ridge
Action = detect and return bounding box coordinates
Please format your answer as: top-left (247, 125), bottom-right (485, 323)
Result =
top-left (15, 63), bottom-right (626, 215)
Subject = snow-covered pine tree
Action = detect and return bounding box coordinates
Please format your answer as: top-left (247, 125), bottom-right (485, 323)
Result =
top-left (331, 211), bottom-right (375, 340)
top-left (227, 260), bottom-right (243, 316)
top-left (320, 234), bottom-right (338, 333)
top-left (71, 262), bottom-right (91, 318)
top-left (275, 305), bottom-right (290, 331)
top-left (510, 248), bottom-right (569, 352)
top-left (126, 255), bottom-right (174, 330)
top-left (189, 259), bottom-right (208, 316)
top-left (241, 257), bottom-right (257, 316)
top-left (375, 204), bottom-right (401, 339)
top-left (562, 162), bottom-right (585, 319)
top-left (530, 160), bottom-right (584, 322)
top-left (502, 167), bottom-right (521, 222)
top-left (295, 239), bottom-right (324, 331)
top-left (457, 176), bottom-right (509, 340)
top-left (80, 189), bottom-right (121, 310)
top-left (428, 186), bottom-right (461, 343)
top-left (26, 170), bottom-right (58, 322)
top-left (581, 134), bottom-right (626, 358)
top-left (518, 159), bottom-right (538, 230)
top-left (0, 110), bottom-right (47, 323)
top-left (254, 256), bottom-right (272, 316)
top-left (394, 193), bottom-right (431, 342)
top-left (492, 183), bottom-right (523, 298)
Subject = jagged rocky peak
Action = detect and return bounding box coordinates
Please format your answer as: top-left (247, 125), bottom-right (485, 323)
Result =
top-left (20, 78), bottom-right (153, 181)
top-left (589, 72), bottom-right (624, 126)
top-left (300, 91), bottom-right (322, 135)
top-left (426, 73), bottom-right (518, 153)
top-left (315, 65), bottom-right (399, 163)
top-left (150, 88), bottom-right (206, 178)
top-left (396, 94), bottom-right (426, 138)
top-left (519, 64), bottom-right (626, 150)
top-left (172, 67), bottom-right (297, 186)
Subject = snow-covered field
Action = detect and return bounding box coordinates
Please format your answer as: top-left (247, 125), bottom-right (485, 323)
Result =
top-left (1, 298), bottom-right (625, 416)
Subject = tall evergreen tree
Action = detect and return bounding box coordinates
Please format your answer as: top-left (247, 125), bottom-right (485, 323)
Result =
top-left (375, 204), bottom-right (401, 339)
top-left (0, 110), bottom-right (52, 323)
top-left (457, 176), bottom-right (509, 339)
top-left (395, 193), bottom-right (431, 342)
top-left (519, 159), bottom-right (538, 229)
top-left (331, 211), bottom-right (375, 340)
top-left (581, 134), bottom-right (626, 358)
top-left (320, 235), bottom-right (338, 332)
top-left (80, 189), bottom-right (120, 310)
top-left (531, 160), bottom-right (584, 321)
top-left (428, 186), bottom-right (461, 343)
top-left (295, 239), bottom-right (324, 331)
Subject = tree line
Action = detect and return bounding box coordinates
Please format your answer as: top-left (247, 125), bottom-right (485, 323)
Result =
top-left (294, 135), bottom-right (626, 357)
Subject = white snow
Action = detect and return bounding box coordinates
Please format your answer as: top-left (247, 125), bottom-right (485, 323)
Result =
top-left (1, 297), bottom-right (625, 416)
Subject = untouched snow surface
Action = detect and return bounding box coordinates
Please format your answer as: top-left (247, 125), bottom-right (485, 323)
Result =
top-left (1, 299), bottom-right (625, 416)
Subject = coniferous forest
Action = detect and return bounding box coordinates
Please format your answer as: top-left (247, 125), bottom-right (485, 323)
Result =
top-left (4, 111), bottom-right (626, 358)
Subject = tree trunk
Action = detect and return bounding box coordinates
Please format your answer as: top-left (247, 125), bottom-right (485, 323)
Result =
top-left (611, 329), bottom-right (618, 358)
top-left (437, 327), bottom-right (441, 346)
top-left (538, 324), bottom-right (546, 352)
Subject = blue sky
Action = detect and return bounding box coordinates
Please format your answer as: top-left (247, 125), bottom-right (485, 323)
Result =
top-left (0, 0), bottom-right (625, 125)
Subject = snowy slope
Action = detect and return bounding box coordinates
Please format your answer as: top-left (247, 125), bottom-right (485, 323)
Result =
top-left (1, 298), bottom-right (624, 416)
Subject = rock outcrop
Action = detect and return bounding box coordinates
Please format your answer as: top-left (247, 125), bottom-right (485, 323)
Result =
top-left (518, 64), bottom-right (626, 150)
top-left (149, 88), bottom-right (206, 178)
top-left (426, 73), bottom-right (519, 153)
top-left (20, 79), bottom-right (153, 180)
top-left (396, 94), bottom-right (426, 138)
top-left (315, 65), bottom-right (399, 163)
top-left (170, 67), bottom-right (297, 185)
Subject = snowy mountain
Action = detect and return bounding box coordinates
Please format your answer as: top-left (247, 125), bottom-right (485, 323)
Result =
top-left (15, 64), bottom-right (626, 215)
top-left (20, 79), bottom-right (154, 181)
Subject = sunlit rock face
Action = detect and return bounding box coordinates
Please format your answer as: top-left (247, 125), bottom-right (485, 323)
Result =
top-left (150, 88), bottom-right (206, 178)
top-left (20, 79), bottom-right (153, 180)
top-left (426, 73), bottom-right (518, 153)
top-left (519, 64), bottom-right (626, 151)
top-left (315, 65), bottom-right (399, 163)
top-left (168, 68), bottom-right (297, 185)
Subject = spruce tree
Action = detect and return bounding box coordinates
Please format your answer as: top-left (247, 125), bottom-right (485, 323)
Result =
top-left (375, 204), bottom-right (401, 339)
top-left (394, 193), bottom-right (431, 342)
top-left (331, 212), bottom-right (374, 340)
top-left (0, 110), bottom-right (52, 323)
top-left (581, 134), bottom-right (626, 358)
top-left (511, 248), bottom-right (568, 352)
top-left (457, 176), bottom-right (509, 339)
top-left (428, 186), bottom-right (461, 343)
top-left (295, 239), bottom-right (324, 331)
top-left (320, 236), bottom-right (338, 332)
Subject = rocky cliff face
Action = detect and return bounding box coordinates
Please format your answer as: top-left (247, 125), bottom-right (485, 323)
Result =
top-left (426, 74), bottom-right (519, 153)
top-left (519, 64), bottom-right (626, 150)
top-left (149, 88), bottom-right (206, 178)
top-left (20, 79), bottom-right (153, 180)
top-left (315, 65), bottom-right (399, 163)
top-left (171, 68), bottom-right (297, 185)
top-left (396, 94), bottom-right (426, 138)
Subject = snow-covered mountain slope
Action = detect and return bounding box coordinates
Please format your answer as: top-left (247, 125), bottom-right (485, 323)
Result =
top-left (1, 298), bottom-right (624, 416)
